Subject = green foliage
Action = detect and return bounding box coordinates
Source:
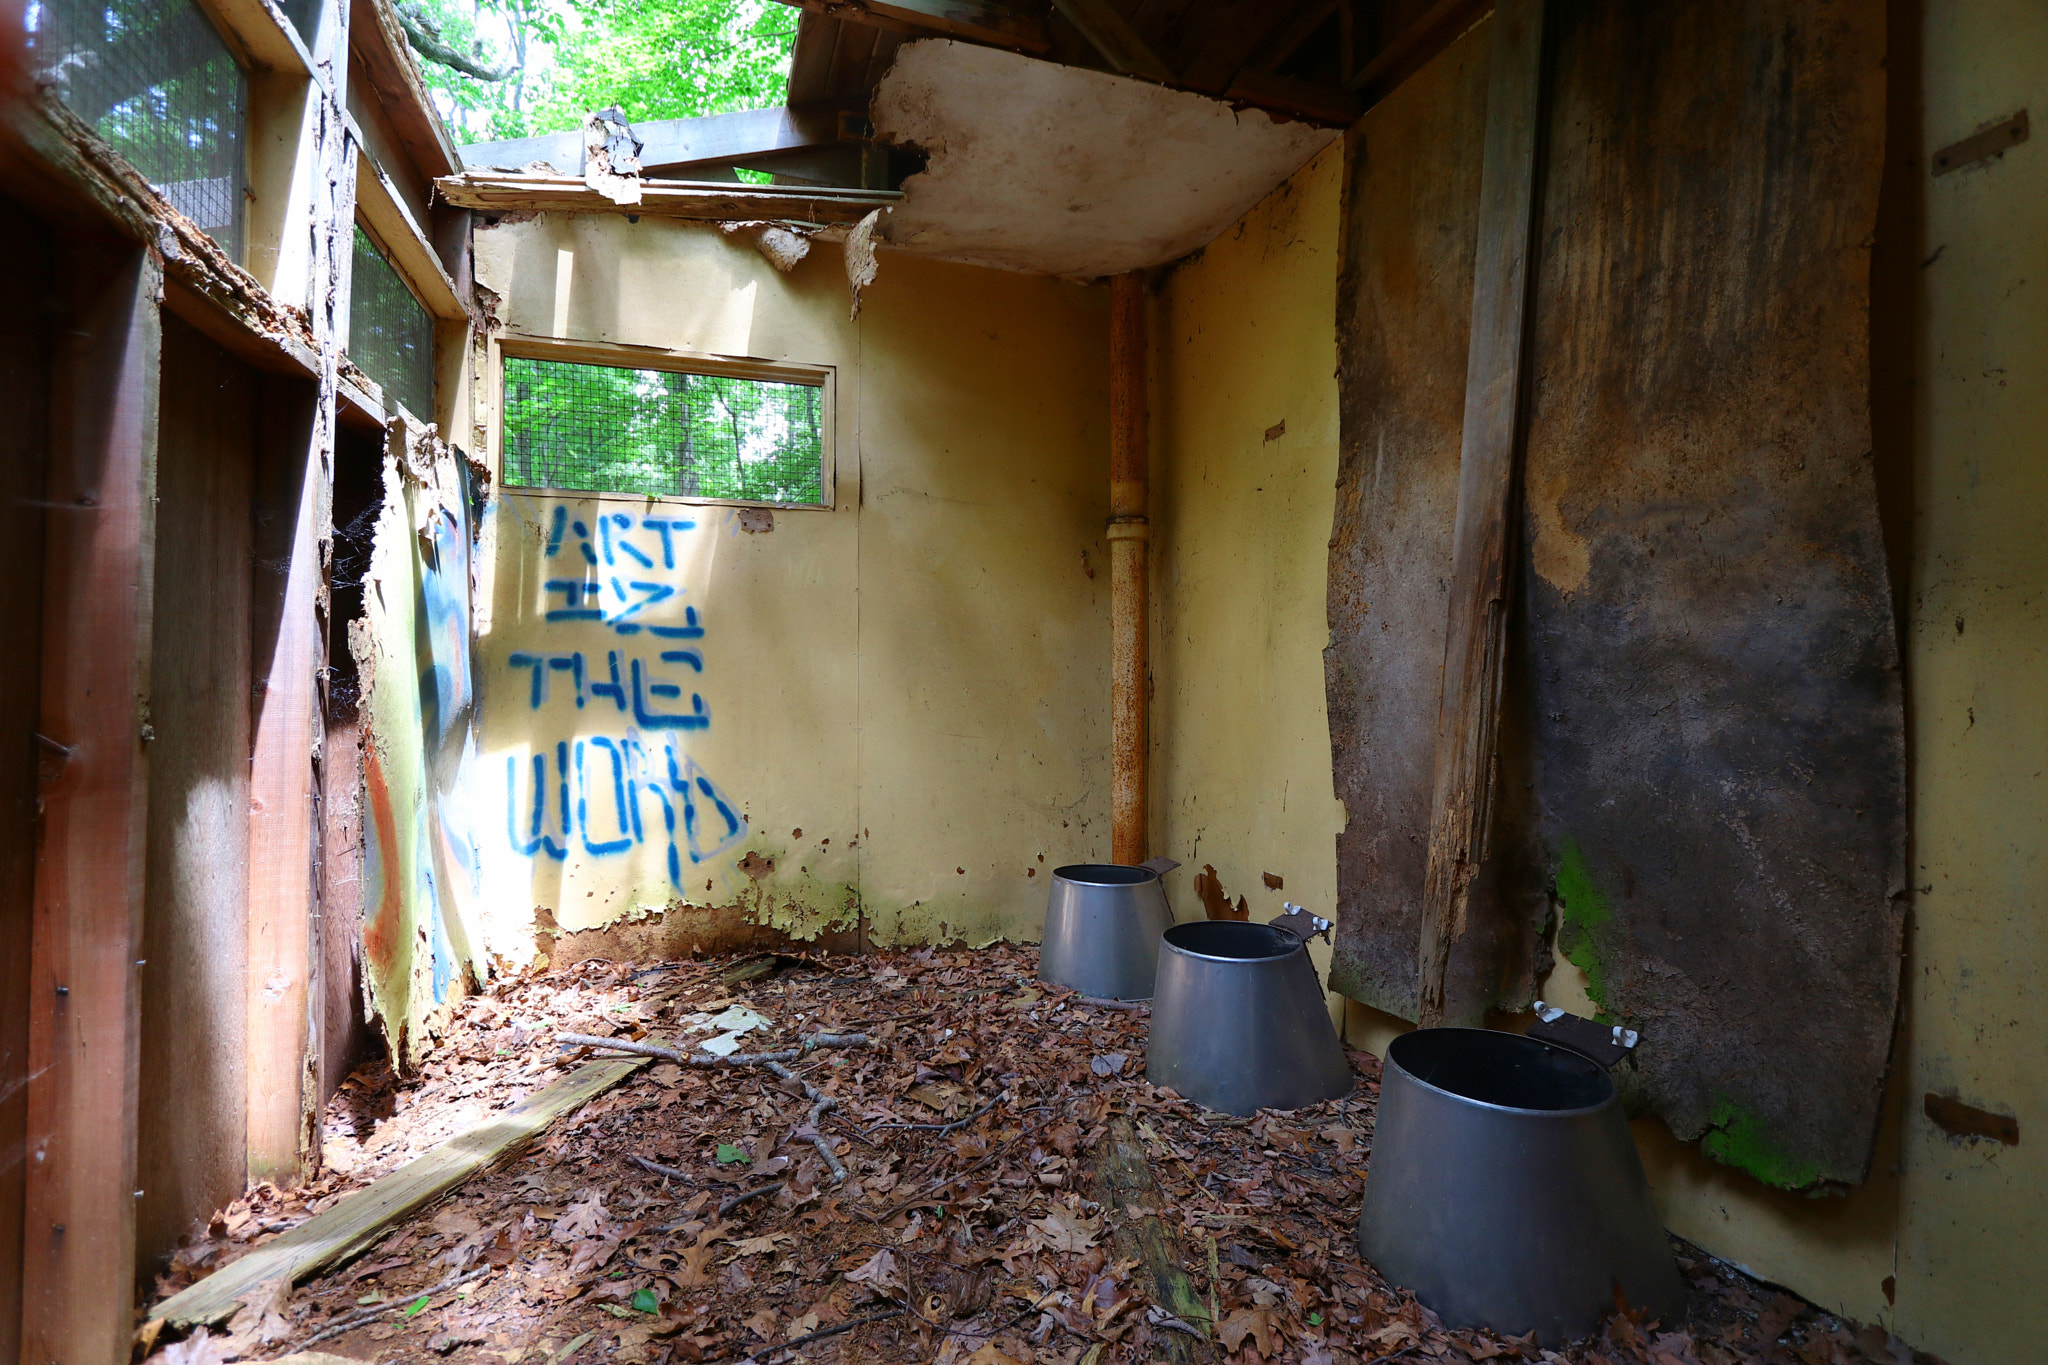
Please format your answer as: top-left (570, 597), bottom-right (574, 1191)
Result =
top-left (714, 1142), bottom-right (748, 1164)
top-left (631, 1287), bottom-right (660, 1313)
top-left (408, 0), bottom-right (797, 144)
top-left (503, 357), bottom-right (824, 505)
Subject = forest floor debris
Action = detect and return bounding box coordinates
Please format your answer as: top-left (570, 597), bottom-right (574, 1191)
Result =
top-left (147, 947), bottom-right (1942, 1365)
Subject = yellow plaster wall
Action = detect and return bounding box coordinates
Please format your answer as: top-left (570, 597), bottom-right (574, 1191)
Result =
top-left (1148, 143), bottom-right (1350, 1009)
top-left (468, 213), bottom-right (1109, 953)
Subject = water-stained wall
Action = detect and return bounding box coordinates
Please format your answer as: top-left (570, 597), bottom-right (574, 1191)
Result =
top-left (468, 213), bottom-right (1110, 961)
top-left (1148, 144), bottom-right (1349, 1013)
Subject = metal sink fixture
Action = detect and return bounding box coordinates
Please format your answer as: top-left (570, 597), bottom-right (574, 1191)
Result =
top-left (1356, 1024), bottom-right (1688, 1344)
top-left (1038, 862), bottom-right (1176, 1000)
top-left (1144, 913), bottom-right (1354, 1115)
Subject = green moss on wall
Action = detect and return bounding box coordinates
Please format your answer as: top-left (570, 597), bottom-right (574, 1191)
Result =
top-left (1700, 1097), bottom-right (1826, 1190)
top-left (1553, 836), bottom-right (1614, 1014)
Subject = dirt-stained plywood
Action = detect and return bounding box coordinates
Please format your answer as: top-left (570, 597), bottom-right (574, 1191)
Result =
top-left (1328, 0), bottom-right (1900, 1187)
top-left (1326, 17), bottom-right (1546, 1024)
top-left (1520, 0), bottom-right (1899, 1189)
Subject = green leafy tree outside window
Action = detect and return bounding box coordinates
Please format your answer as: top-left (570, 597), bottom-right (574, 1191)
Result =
top-left (504, 357), bottom-right (825, 506)
top-left (399, 0), bottom-right (797, 144)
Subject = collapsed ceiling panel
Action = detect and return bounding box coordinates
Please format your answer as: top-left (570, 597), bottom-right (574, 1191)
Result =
top-left (870, 40), bottom-right (1339, 279)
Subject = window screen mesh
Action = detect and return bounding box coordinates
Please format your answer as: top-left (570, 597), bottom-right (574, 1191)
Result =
top-left (277, 0), bottom-right (323, 47)
top-left (28, 0), bottom-right (247, 256)
top-left (349, 226), bottom-right (436, 420)
top-left (502, 357), bottom-right (826, 505)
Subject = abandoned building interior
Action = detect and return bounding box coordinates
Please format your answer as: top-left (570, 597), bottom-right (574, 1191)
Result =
top-left (0, 0), bottom-right (2039, 1362)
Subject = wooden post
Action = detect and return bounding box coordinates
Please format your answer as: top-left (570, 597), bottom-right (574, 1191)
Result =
top-left (23, 241), bottom-right (161, 1365)
top-left (247, 29), bottom-right (355, 1180)
top-left (1109, 271), bottom-right (1149, 867)
top-left (1416, 0), bottom-right (1548, 1027)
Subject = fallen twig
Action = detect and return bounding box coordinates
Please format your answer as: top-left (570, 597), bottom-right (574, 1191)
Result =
top-left (627, 1153), bottom-right (690, 1180)
top-left (763, 1056), bottom-right (849, 1182)
top-left (727, 1306), bottom-right (908, 1364)
top-left (1075, 996), bottom-right (1147, 1012)
top-left (860, 1093), bottom-right (1005, 1137)
top-left (556, 1030), bottom-right (870, 1068)
top-left (719, 1179), bottom-right (787, 1217)
top-left (288, 1265), bottom-right (489, 1352)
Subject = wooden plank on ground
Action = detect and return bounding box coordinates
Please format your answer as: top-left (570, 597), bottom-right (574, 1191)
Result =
top-left (1414, 0), bottom-right (1548, 1028)
top-left (1092, 1117), bottom-right (1212, 1364)
top-left (152, 1055), bottom-right (649, 1328)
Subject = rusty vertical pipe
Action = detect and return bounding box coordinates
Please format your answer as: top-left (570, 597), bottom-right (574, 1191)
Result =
top-left (1109, 271), bottom-right (1149, 865)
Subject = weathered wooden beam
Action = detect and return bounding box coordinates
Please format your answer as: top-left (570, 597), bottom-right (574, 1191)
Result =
top-left (1048, 0), bottom-right (1175, 82)
top-left (435, 171), bottom-right (901, 225)
top-left (1247, 0), bottom-right (1340, 74)
top-left (1415, 0), bottom-right (1547, 1028)
top-left (1178, 1), bottom-right (1308, 94)
top-left (348, 0), bottom-right (461, 178)
top-left (246, 45), bottom-right (357, 1187)
top-left (22, 241), bottom-right (161, 1365)
top-left (356, 145), bottom-right (466, 320)
top-left (768, 0), bottom-right (1049, 53)
top-left (1348, 0), bottom-right (1491, 102)
top-left (459, 105), bottom-right (845, 177)
top-left (1109, 271), bottom-right (1149, 866)
top-left (1225, 69), bottom-right (1364, 126)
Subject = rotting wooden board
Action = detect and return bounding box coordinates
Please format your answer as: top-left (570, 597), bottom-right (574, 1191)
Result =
top-left (1091, 1117), bottom-right (1213, 1364)
top-left (1414, 0), bottom-right (1548, 1028)
top-left (434, 172), bottom-right (901, 225)
top-left (1326, 14), bottom-right (1548, 1025)
top-left (149, 1055), bottom-right (647, 1328)
top-left (1517, 0), bottom-right (1899, 1188)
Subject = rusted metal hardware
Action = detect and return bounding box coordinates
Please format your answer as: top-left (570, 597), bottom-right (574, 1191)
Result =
top-left (1527, 1001), bottom-right (1638, 1069)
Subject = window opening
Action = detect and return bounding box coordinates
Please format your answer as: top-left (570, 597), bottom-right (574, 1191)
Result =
top-left (501, 356), bottom-right (827, 506)
top-left (27, 0), bottom-right (249, 258)
top-left (349, 225), bottom-right (436, 421)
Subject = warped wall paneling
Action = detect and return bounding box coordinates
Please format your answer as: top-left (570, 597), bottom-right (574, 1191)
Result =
top-left (1327, 15), bottom-right (1550, 1024)
top-left (1519, 0), bottom-right (1899, 1188)
top-left (1328, 0), bottom-right (1901, 1188)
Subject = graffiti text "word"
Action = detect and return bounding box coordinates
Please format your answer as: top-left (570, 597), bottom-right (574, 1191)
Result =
top-left (507, 732), bottom-right (748, 888)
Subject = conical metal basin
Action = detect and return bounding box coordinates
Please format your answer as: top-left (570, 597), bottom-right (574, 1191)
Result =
top-left (1038, 863), bottom-right (1174, 1000)
top-left (1145, 920), bottom-right (1354, 1114)
top-left (1357, 1028), bottom-right (1687, 1344)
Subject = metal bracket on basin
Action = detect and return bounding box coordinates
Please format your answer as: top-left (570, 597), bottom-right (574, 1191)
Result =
top-left (1269, 903), bottom-right (1333, 943)
top-left (1528, 1001), bottom-right (1639, 1070)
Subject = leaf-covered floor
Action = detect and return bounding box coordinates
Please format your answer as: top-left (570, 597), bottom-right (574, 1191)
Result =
top-left (149, 948), bottom-right (1939, 1365)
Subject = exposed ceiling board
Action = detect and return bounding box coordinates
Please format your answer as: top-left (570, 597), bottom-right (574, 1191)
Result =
top-left (870, 40), bottom-right (1339, 278)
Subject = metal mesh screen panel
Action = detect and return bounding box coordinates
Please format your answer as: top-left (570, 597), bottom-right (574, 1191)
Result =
top-left (502, 357), bottom-right (826, 505)
top-left (28, 0), bottom-right (247, 256)
top-left (277, 0), bottom-right (323, 47)
top-left (349, 226), bottom-right (436, 420)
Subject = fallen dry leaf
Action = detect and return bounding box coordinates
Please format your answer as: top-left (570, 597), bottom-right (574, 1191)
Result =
top-left (846, 1248), bottom-right (905, 1293)
top-left (1029, 1207), bottom-right (1101, 1253)
top-left (1220, 1305), bottom-right (1282, 1358)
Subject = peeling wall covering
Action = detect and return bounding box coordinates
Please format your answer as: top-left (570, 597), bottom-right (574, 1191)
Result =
top-left (354, 418), bottom-right (486, 1069)
top-left (1147, 145), bottom-right (1348, 1016)
top-left (871, 40), bottom-right (1337, 279)
top-left (469, 212), bottom-right (1109, 955)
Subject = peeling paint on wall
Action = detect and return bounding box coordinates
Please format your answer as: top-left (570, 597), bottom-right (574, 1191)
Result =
top-left (354, 417), bottom-right (487, 1069)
